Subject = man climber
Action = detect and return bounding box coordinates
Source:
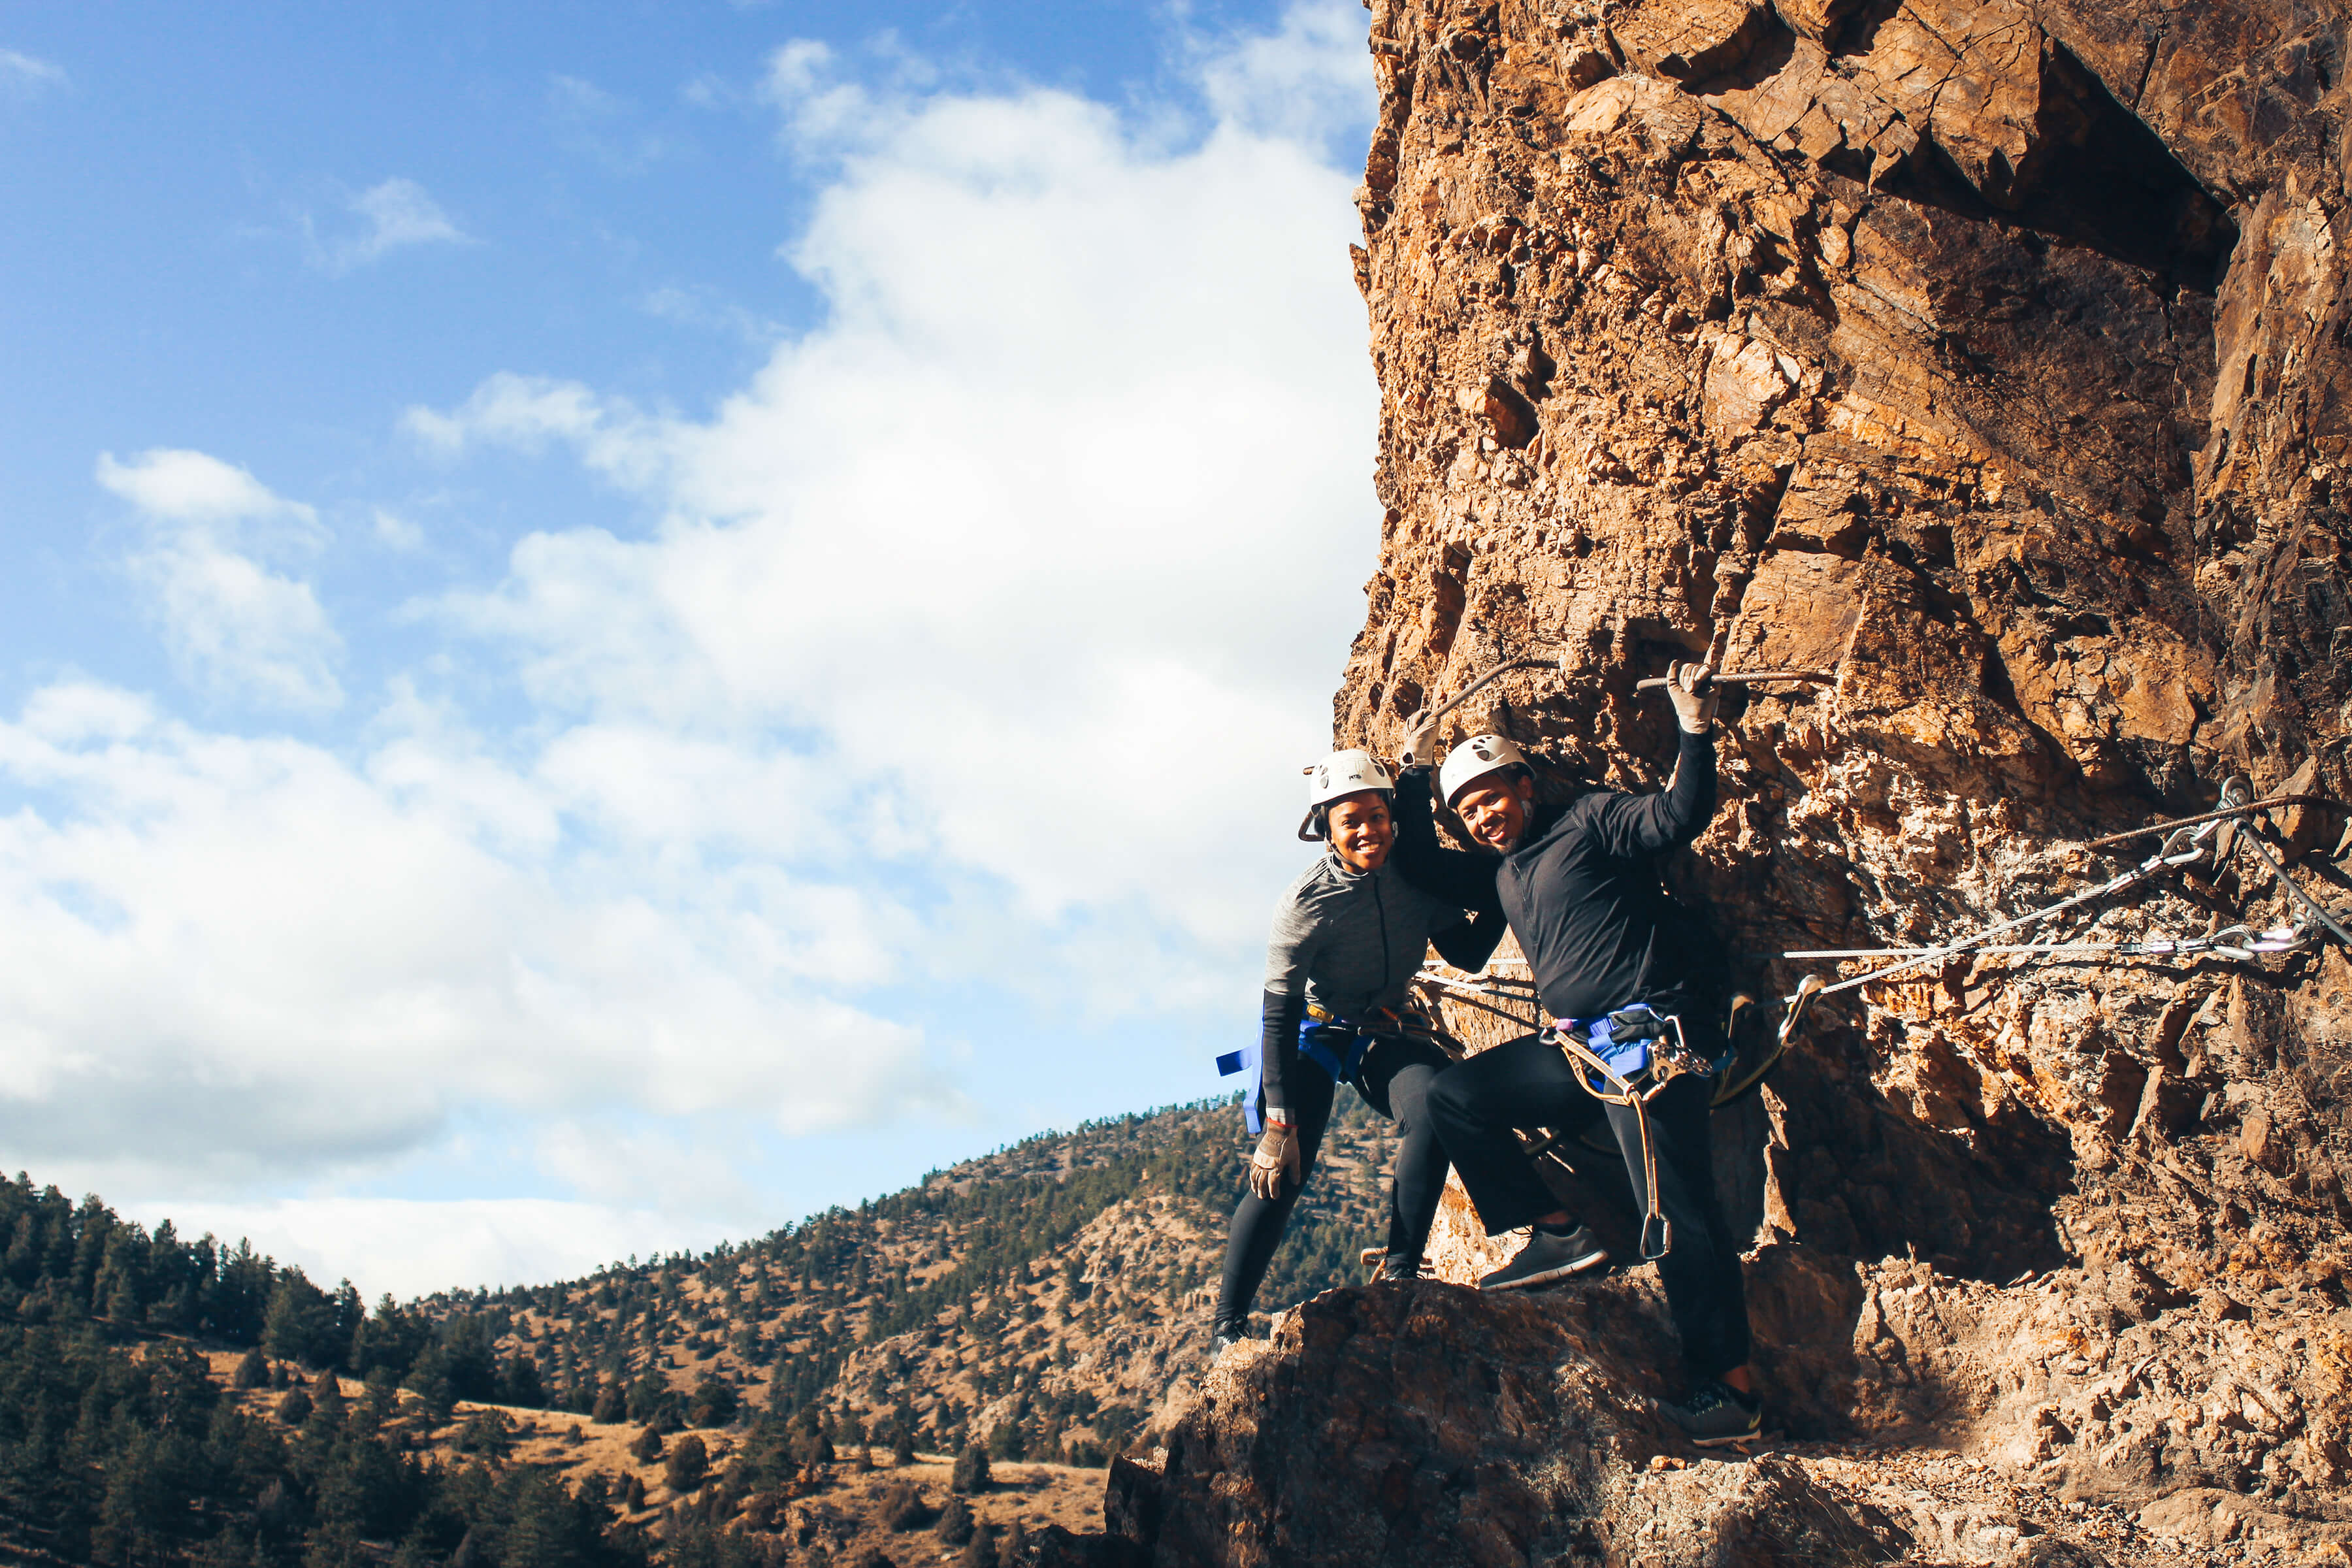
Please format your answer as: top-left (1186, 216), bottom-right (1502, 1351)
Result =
top-left (1392, 659), bottom-right (1764, 1446)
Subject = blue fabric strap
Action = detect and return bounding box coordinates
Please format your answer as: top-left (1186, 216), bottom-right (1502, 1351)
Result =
top-left (1215, 1043), bottom-right (1264, 1135)
top-left (1298, 1019), bottom-right (1368, 1085)
top-left (1215, 1015), bottom-right (1372, 1136)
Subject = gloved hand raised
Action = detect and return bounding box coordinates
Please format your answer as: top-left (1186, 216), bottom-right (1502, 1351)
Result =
top-left (1665, 659), bottom-right (1718, 732)
top-left (1666, 655), bottom-right (1719, 734)
top-left (1397, 709), bottom-right (1439, 770)
top-left (1249, 1118), bottom-right (1302, 1199)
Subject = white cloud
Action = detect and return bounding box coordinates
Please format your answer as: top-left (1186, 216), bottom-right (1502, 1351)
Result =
top-left (97, 449), bottom-right (344, 713)
top-left (372, 508), bottom-right (425, 551)
top-left (417, 1), bottom-right (1379, 957)
top-left (97, 448), bottom-right (312, 527)
top-left (132, 541), bottom-right (343, 711)
top-left (0, 679), bottom-right (949, 1200)
top-left (307, 177), bottom-right (467, 274)
top-left (0, 48), bottom-right (64, 95)
top-left (1196, 2), bottom-right (1376, 151)
top-left (118, 1194), bottom-right (703, 1300)
top-left (18, 3), bottom-right (1378, 1296)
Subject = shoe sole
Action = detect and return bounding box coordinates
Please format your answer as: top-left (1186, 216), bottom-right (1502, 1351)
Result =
top-left (1478, 1249), bottom-right (1609, 1291)
top-left (1688, 1426), bottom-right (1772, 1450)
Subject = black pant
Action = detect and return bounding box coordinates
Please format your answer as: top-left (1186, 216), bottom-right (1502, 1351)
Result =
top-left (1214, 1037), bottom-right (1449, 1328)
top-left (1428, 1033), bottom-right (1752, 1381)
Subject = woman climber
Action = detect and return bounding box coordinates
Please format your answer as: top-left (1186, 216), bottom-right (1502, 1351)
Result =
top-left (1209, 749), bottom-right (1542, 1353)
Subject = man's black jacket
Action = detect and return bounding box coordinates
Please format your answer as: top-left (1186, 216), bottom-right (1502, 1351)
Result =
top-left (1393, 728), bottom-right (1718, 1022)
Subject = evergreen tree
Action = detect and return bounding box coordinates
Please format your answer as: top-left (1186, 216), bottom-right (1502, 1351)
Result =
top-left (951, 1443), bottom-right (992, 1494)
top-left (664, 1433), bottom-right (710, 1494)
top-left (308, 1365), bottom-right (348, 1427)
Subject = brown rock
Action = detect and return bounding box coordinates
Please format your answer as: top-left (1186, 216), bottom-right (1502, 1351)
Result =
top-left (1108, 1285), bottom-right (1906, 1568)
top-left (1274, 0), bottom-right (2352, 1550)
top-left (1609, 0), bottom-right (1776, 84)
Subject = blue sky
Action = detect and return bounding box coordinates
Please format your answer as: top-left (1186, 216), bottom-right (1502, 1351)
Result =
top-left (0, 2), bottom-right (1379, 1296)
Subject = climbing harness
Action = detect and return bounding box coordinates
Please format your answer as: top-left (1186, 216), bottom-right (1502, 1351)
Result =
top-left (1216, 1000), bottom-right (1456, 1135)
top-left (1415, 963), bottom-right (1821, 1109)
top-left (1407, 964), bottom-right (1827, 1260)
top-left (1542, 982), bottom-right (1823, 1258)
top-left (1547, 1006), bottom-right (1701, 1260)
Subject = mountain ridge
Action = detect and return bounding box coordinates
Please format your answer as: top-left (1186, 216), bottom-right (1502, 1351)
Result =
top-left (0, 1093), bottom-right (1399, 1565)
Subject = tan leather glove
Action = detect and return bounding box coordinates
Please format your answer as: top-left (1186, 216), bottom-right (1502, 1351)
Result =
top-left (1666, 658), bottom-right (1719, 734)
top-left (1249, 1118), bottom-right (1301, 1199)
top-left (1397, 709), bottom-right (1439, 770)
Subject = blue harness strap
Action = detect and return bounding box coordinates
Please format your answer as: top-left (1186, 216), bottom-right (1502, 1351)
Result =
top-left (1298, 1017), bottom-right (1371, 1085)
top-left (1215, 1044), bottom-right (1264, 1134)
top-left (1214, 1012), bottom-right (1374, 1135)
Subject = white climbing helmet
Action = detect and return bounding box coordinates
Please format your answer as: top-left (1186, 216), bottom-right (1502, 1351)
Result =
top-left (1298, 749), bottom-right (1396, 841)
top-left (1439, 732), bottom-right (1529, 807)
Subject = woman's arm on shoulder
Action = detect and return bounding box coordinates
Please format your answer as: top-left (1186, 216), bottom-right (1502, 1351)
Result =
top-left (1391, 766), bottom-right (1503, 913)
top-left (1428, 909), bottom-right (1507, 973)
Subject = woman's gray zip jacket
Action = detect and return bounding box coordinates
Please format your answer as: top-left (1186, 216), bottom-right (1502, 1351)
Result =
top-left (1256, 853), bottom-right (1503, 1111)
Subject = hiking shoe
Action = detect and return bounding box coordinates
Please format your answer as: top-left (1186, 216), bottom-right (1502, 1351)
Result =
top-left (1665, 1380), bottom-right (1764, 1447)
top-left (1477, 1225), bottom-right (1609, 1290)
top-left (1208, 1316), bottom-right (1256, 1357)
top-left (1371, 1252), bottom-right (1426, 1282)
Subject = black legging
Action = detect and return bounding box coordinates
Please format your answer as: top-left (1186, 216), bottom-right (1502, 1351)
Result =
top-left (1214, 1036), bottom-right (1450, 1330)
top-left (1427, 1033), bottom-right (1751, 1380)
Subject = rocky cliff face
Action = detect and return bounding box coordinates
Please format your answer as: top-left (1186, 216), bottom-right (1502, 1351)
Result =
top-left (1096, 1), bottom-right (2352, 1562)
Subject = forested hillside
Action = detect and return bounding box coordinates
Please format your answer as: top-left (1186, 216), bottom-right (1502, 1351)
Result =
top-left (0, 1092), bottom-right (1397, 1564)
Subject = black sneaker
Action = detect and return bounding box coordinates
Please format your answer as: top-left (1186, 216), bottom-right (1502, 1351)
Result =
top-left (1371, 1252), bottom-right (1426, 1282)
top-left (1665, 1380), bottom-right (1764, 1446)
top-left (1477, 1225), bottom-right (1609, 1290)
top-left (1208, 1316), bottom-right (1256, 1357)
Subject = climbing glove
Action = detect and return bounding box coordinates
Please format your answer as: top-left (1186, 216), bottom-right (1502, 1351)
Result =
top-left (1666, 659), bottom-right (1719, 733)
top-left (1397, 709), bottom-right (1439, 770)
top-left (1249, 1118), bottom-right (1302, 1199)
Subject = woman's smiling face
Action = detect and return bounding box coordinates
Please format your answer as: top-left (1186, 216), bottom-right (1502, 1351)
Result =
top-left (1326, 792), bottom-right (1396, 872)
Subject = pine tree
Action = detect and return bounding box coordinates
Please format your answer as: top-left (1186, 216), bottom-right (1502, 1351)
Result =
top-left (951, 1443), bottom-right (992, 1493)
top-left (663, 1432), bottom-right (709, 1494)
top-left (307, 1366), bottom-right (347, 1428)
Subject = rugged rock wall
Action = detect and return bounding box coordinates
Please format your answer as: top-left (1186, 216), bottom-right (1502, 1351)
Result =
top-left (1102, 1), bottom-right (2352, 1562)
